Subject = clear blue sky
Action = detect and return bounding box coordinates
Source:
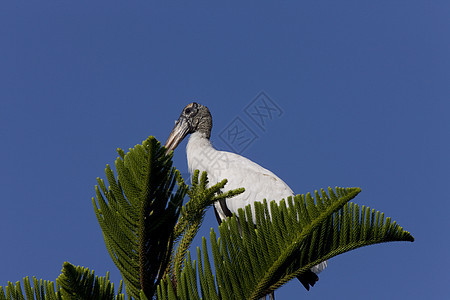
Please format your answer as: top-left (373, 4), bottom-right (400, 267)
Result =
top-left (1, 1), bottom-right (449, 299)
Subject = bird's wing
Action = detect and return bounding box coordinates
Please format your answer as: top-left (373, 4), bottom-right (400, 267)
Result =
top-left (199, 150), bottom-right (294, 220)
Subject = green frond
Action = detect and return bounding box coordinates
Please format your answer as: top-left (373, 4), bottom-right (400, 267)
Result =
top-left (57, 262), bottom-right (123, 300)
top-left (93, 136), bottom-right (187, 299)
top-left (167, 171), bottom-right (244, 290)
top-left (0, 262), bottom-right (129, 300)
top-left (248, 188), bottom-right (413, 298)
top-left (158, 187), bottom-right (414, 300)
top-left (0, 276), bottom-right (61, 300)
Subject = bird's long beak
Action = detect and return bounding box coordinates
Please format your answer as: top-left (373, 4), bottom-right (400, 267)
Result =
top-left (165, 117), bottom-right (190, 153)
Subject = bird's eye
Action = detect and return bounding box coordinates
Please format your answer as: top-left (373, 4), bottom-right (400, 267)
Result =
top-left (185, 108), bottom-right (191, 114)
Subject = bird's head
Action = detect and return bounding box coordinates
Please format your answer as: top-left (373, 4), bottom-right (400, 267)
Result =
top-left (165, 102), bottom-right (212, 152)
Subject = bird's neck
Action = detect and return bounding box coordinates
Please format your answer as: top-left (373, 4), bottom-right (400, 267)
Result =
top-left (186, 131), bottom-right (216, 175)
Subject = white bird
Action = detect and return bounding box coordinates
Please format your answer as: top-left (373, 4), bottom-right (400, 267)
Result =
top-left (165, 102), bottom-right (327, 294)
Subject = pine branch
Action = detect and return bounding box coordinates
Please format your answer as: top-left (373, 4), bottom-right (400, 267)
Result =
top-left (93, 136), bottom-right (186, 299)
top-left (0, 277), bottom-right (61, 300)
top-left (58, 262), bottom-right (122, 300)
top-left (166, 170), bottom-right (244, 289)
top-left (0, 262), bottom-right (127, 300)
top-left (158, 187), bottom-right (414, 299)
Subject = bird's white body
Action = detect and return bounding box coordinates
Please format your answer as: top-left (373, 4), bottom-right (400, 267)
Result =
top-left (187, 132), bottom-right (294, 221)
top-left (186, 131), bottom-right (327, 274)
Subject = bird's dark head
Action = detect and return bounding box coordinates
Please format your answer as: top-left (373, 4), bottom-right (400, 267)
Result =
top-left (165, 102), bottom-right (212, 152)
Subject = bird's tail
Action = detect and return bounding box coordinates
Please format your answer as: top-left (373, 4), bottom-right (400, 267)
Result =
top-left (297, 261), bottom-right (328, 291)
top-left (297, 271), bottom-right (319, 291)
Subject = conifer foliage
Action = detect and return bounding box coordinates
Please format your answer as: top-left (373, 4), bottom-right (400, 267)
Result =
top-left (157, 188), bottom-right (414, 300)
top-left (0, 136), bottom-right (414, 300)
top-left (93, 137), bottom-right (186, 299)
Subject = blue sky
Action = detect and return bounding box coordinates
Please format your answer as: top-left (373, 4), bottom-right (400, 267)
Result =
top-left (1, 1), bottom-right (449, 299)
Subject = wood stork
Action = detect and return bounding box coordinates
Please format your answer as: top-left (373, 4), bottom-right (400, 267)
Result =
top-left (165, 102), bottom-right (327, 294)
